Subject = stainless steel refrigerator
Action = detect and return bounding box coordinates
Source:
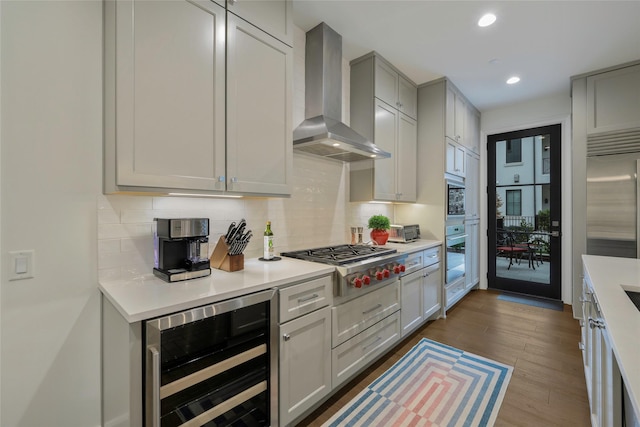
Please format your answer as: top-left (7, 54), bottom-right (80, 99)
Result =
top-left (587, 153), bottom-right (640, 258)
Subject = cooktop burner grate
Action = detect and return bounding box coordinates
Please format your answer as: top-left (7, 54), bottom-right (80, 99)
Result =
top-left (282, 244), bottom-right (396, 266)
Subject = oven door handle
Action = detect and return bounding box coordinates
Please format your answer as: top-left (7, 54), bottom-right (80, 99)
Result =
top-left (446, 234), bottom-right (468, 245)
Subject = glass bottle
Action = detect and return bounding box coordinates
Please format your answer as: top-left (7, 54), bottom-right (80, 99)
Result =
top-left (264, 221), bottom-right (274, 260)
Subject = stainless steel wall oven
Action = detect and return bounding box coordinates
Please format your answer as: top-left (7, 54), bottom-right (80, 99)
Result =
top-left (445, 224), bottom-right (466, 285)
top-left (144, 289), bottom-right (278, 427)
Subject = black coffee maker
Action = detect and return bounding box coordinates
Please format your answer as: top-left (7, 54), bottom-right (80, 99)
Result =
top-left (153, 218), bottom-right (211, 282)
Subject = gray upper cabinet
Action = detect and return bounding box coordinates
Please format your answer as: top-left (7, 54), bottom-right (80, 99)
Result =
top-left (104, 0), bottom-right (292, 196)
top-left (368, 54), bottom-right (418, 119)
top-left (105, 0), bottom-right (226, 192)
top-left (445, 83), bottom-right (466, 145)
top-left (226, 13), bottom-right (293, 195)
top-left (464, 103), bottom-right (481, 154)
top-left (350, 52), bottom-right (417, 202)
top-left (226, 0), bottom-right (293, 47)
top-left (586, 63), bottom-right (640, 135)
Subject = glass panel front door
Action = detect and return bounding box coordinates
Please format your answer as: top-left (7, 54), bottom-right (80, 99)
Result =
top-left (488, 124), bottom-right (561, 299)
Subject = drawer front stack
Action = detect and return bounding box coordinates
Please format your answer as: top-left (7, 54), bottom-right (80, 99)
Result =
top-left (331, 282), bottom-right (401, 388)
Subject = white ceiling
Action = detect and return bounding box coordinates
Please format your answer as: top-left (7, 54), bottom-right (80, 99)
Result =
top-left (292, 1), bottom-right (640, 111)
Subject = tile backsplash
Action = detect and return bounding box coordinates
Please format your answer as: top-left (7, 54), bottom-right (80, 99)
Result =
top-left (97, 154), bottom-right (394, 281)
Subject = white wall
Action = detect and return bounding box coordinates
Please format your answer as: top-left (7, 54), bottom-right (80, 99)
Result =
top-left (481, 93), bottom-right (574, 304)
top-left (0, 1), bottom-right (103, 426)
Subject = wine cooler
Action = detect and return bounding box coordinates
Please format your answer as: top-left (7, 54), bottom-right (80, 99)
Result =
top-left (144, 289), bottom-right (278, 427)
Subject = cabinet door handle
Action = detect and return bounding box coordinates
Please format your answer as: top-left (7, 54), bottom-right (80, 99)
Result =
top-left (578, 342), bottom-right (585, 351)
top-left (363, 304), bottom-right (383, 315)
top-left (230, 177), bottom-right (238, 183)
top-left (283, 333), bottom-right (291, 341)
top-left (297, 293), bottom-right (319, 303)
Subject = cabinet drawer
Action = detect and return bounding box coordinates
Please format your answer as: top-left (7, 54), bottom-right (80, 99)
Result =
top-left (279, 275), bottom-right (332, 323)
top-left (424, 246), bottom-right (441, 267)
top-left (445, 280), bottom-right (465, 308)
top-left (403, 251), bottom-right (424, 275)
top-left (332, 282), bottom-right (400, 347)
top-left (332, 312), bottom-right (400, 389)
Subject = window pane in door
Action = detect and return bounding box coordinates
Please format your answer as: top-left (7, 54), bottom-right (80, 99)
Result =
top-left (506, 190), bottom-right (522, 216)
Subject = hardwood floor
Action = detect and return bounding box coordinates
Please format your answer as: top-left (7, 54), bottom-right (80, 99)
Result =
top-left (297, 289), bottom-right (591, 427)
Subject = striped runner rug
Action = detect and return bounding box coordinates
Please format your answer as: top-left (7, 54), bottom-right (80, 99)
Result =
top-left (323, 338), bottom-right (513, 427)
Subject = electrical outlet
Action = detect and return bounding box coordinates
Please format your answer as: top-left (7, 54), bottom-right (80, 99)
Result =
top-left (8, 250), bottom-right (35, 281)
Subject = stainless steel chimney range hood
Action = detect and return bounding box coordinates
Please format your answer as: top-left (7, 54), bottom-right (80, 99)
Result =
top-left (293, 23), bottom-right (390, 162)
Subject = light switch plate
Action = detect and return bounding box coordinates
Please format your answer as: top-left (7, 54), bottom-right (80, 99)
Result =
top-left (8, 250), bottom-right (35, 281)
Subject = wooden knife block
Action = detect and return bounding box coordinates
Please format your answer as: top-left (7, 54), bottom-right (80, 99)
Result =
top-left (210, 236), bottom-right (244, 272)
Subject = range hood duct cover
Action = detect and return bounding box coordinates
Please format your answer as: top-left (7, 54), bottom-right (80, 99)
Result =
top-left (292, 22), bottom-right (390, 162)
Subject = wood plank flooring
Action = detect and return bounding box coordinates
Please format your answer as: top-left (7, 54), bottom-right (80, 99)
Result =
top-left (297, 289), bottom-right (590, 427)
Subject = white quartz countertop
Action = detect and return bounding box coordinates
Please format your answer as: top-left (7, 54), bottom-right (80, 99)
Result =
top-left (582, 255), bottom-right (640, 419)
top-left (99, 257), bottom-right (334, 323)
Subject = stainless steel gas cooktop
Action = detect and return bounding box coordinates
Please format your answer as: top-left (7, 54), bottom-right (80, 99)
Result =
top-left (281, 244), bottom-right (407, 299)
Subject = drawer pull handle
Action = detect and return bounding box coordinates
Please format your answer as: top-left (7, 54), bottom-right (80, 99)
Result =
top-left (363, 304), bottom-right (383, 315)
top-left (363, 336), bottom-right (382, 351)
top-left (298, 293), bottom-right (319, 303)
top-left (283, 334), bottom-right (291, 341)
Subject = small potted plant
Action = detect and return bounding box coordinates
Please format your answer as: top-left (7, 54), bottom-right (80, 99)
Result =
top-left (368, 214), bottom-right (391, 245)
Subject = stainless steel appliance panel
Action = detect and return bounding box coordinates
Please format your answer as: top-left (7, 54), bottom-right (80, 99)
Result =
top-left (586, 154), bottom-right (640, 258)
top-left (445, 224), bottom-right (466, 285)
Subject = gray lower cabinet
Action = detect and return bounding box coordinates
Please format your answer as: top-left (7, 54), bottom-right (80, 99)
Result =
top-left (278, 275), bottom-right (333, 426)
top-left (400, 268), bottom-right (423, 337)
top-left (279, 306), bottom-right (332, 426)
top-left (401, 246), bottom-right (442, 337)
top-left (465, 219), bottom-right (480, 290)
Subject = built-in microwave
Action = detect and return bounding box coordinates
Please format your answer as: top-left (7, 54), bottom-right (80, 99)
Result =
top-left (446, 178), bottom-right (465, 218)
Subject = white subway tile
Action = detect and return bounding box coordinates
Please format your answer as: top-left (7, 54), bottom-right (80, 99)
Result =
top-left (121, 209), bottom-right (156, 224)
top-left (98, 209), bottom-right (121, 225)
top-left (98, 239), bottom-right (121, 254)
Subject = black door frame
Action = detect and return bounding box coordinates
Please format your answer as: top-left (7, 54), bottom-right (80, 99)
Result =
top-left (487, 124), bottom-right (562, 300)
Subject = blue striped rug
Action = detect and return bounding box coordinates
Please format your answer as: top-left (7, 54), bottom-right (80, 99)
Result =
top-left (323, 338), bottom-right (513, 427)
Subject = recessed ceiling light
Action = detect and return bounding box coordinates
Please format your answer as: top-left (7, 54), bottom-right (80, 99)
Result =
top-left (332, 142), bottom-right (340, 147)
top-left (478, 13), bottom-right (497, 27)
top-left (506, 76), bottom-right (521, 85)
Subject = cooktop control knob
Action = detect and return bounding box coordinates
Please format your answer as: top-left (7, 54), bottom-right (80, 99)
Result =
top-left (375, 271), bottom-right (384, 280)
top-left (383, 269), bottom-right (390, 278)
top-left (352, 277), bottom-right (363, 288)
top-left (393, 265), bottom-right (401, 274)
top-left (400, 264), bottom-right (406, 272)
top-left (362, 275), bottom-right (371, 285)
